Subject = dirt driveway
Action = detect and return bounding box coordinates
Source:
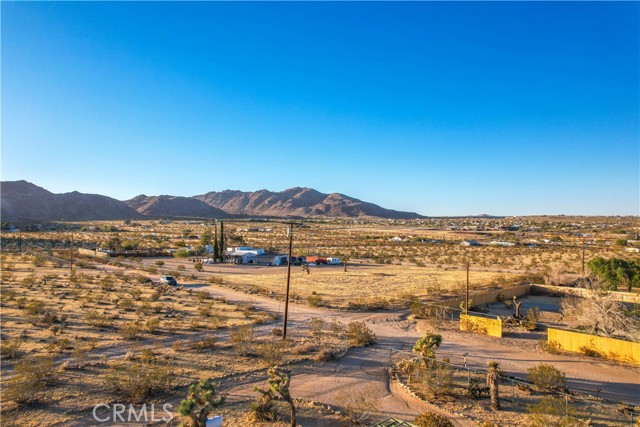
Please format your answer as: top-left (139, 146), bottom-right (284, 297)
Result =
top-left (200, 282), bottom-right (640, 411)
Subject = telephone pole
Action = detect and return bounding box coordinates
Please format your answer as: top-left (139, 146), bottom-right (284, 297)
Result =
top-left (70, 232), bottom-right (74, 274)
top-left (582, 240), bottom-right (586, 276)
top-left (282, 222), bottom-right (298, 340)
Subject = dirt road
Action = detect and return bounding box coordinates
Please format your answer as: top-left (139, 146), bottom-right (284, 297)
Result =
top-left (201, 282), bottom-right (640, 410)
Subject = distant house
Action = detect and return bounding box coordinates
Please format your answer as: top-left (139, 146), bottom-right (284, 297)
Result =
top-left (255, 252), bottom-right (289, 266)
top-left (226, 251), bottom-right (257, 264)
top-left (461, 240), bottom-right (481, 247)
top-left (326, 257), bottom-right (341, 265)
top-left (223, 246), bottom-right (265, 264)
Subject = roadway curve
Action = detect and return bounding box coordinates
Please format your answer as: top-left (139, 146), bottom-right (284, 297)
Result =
top-left (199, 281), bottom-right (640, 418)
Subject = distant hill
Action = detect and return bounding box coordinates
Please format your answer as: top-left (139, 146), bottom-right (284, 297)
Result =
top-left (125, 195), bottom-right (229, 218)
top-left (1, 181), bottom-right (424, 221)
top-left (1, 180), bottom-right (142, 221)
top-left (194, 187), bottom-right (424, 219)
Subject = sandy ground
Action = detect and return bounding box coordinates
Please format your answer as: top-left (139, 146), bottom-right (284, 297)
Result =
top-left (195, 280), bottom-right (640, 421)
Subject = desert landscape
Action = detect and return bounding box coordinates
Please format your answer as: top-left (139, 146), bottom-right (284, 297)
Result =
top-left (2, 2), bottom-right (639, 426)
top-left (1, 215), bottom-right (639, 426)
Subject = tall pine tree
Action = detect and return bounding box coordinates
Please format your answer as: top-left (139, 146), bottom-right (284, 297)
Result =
top-left (219, 221), bottom-right (225, 261)
top-left (213, 223), bottom-right (219, 262)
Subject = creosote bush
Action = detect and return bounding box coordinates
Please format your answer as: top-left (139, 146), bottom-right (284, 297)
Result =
top-left (527, 363), bottom-right (567, 392)
top-left (414, 411), bottom-right (454, 427)
top-left (105, 358), bottom-right (175, 404)
top-left (347, 321), bottom-right (376, 347)
top-left (3, 355), bottom-right (57, 404)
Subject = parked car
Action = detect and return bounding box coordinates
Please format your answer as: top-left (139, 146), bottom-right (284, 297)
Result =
top-left (159, 275), bottom-right (178, 286)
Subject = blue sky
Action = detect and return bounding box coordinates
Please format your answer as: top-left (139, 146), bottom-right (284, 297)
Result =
top-left (2, 2), bottom-right (638, 216)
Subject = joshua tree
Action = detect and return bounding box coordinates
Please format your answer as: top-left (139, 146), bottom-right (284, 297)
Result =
top-left (413, 333), bottom-right (442, 369)
top-left (178, 380), bottom-right (225, 427)
top-left (486, 361), bottom-right (501, 410)
top-left (267, 366), bottom-right (296, 427)
top-left (513, 296), bottom-right (522, 319)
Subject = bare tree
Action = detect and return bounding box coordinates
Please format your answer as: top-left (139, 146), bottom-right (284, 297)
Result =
top-left (561, 290), bottom-right (640, 340)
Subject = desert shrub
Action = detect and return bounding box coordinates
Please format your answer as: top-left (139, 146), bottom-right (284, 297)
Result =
top-left (155, 260), bottom-right (165, 266)
top-left (99, 276), bottom-right (116, 291)
top-left (198, 304), bottom-right (212, 317)
top-left (467, 379), bottom-right (490, 399)
top-left (538, 339), bottom-right (561, 355)
top-left (257, 340), bottom-right (284, 366)
top-left (69, 345), bottom-right (90, 369)
top-left (173, 250), bottom-right (191, 258)
top-left (85, 310), bottom-right (113, 328)
top-left (1, 337), bottom-right (23, 359)
top-left (414, 411), bottom-right (454, 427)
top-left (347, 321), bottom-right (376, 347)
top-left (3, 288), bottom-right (17, 302)
top-left (119, 298), bottom-right (136, 311)
top-left (293, 343), bottom-right (316, 355)
top-left (525, 307), bottom-right (540, 331)
top-left (307, 292), bottom-right (323, 307)
top-left (194, 262), bottom-right (203, 272)
top-left (144, 317), bottom-right (161, 333)
top-left (4, 355), bottom-right (57, 403)
top-left (47, 337), bottom-right (74, 353)
top-left (272, 327), bottom-right (283, 336)
top-left (195, 290), bottom-right (210, 302)
top-left (230, 324), bottom-right (255, 356)
top-left (308, 317), bottom-right (327, 344)
top-left (422, 359), bottom-right (453, 398)
top-left (527, 397), bottom-right (582, 427)
top-left (528, 363), bottom-right (567, 392)
top-left (24, 299), bottom-right (46, 316)
top-left (119, 321), bottom-right (143, 340)
top-left (189, 335), bottom-right (217, 352)
top-left (208, 276), bottom-right (223, 284)
top-left (579, 345), bottom-right (601, 358)
top-left (314, 349), bottom-right (337, 362)
top-left (105, 358), bottom-right (175, 404)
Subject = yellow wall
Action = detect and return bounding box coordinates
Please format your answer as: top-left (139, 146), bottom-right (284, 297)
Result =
top-left (460, 314), bottom-right (502, 338)
top-left (440, 284), bottom-right (531, 309)
top-left (548, 328), bottom-right (640, 365)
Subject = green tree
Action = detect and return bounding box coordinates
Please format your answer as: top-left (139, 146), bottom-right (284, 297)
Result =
top-left (200, 229), bottom-right (212, 251)
top-left (213, 224), bottom-right (220, 261)
top-left (413, 333), bottom-right (442, 368)
top-left (588, 257), bottom-right (640, 292)
top-left (177, 380), bottom-right (225, 427)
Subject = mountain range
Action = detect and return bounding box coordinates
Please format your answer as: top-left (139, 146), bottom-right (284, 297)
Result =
top-left (1, 180), bottom-right (423, 221)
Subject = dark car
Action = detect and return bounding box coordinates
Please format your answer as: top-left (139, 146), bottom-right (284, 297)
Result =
top-left (159, 275), bottom-right (178, 286)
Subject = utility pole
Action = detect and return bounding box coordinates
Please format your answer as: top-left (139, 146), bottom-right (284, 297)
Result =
top-left (582, 240), bottom-right (586, 277)
top-left (465, 261), bottom-right (470, 314)
top-left (282, 222), bottom-right (296, 340)
top-left (70, 232), bottom-right (74, 274)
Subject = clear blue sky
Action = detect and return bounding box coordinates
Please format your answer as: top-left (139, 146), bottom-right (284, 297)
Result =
top-left (2, 2), bottom-right (638, 216)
